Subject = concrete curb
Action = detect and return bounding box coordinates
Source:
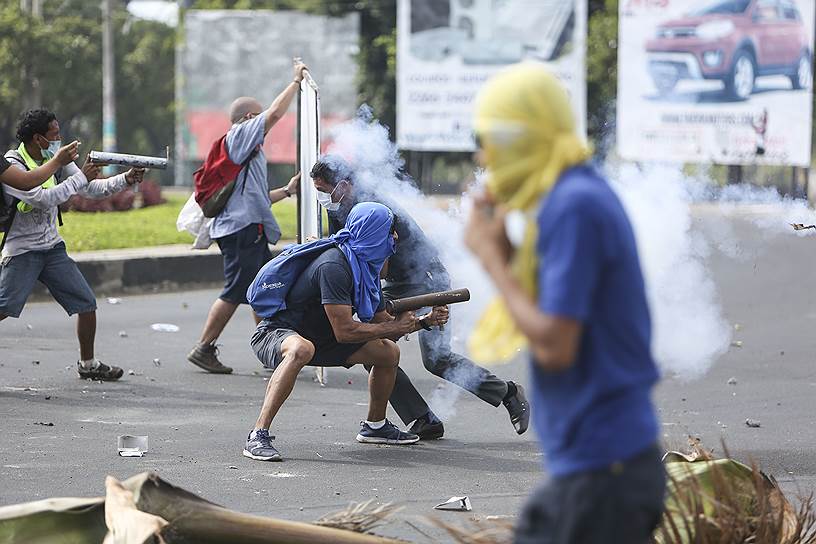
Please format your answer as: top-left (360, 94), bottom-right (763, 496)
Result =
top-left (31, 241), bottom-right (293, 299)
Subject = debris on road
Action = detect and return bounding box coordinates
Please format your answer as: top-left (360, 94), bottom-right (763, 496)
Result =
top-left (745, 419), bottom-right (761, 428)
top-left (34, 422), bottom-right (54, 427)
top-left (128, 369), bottom-right (136, 376)
top-left (730, 340), bottom-right (743, 348)
top-left (228, 466), bottom-right (238, 470)
top-left (727, 377), bottom-right (737, 385)
top-left (315, 499), bottom-right (402, 535)
top-left (152, 358), bottom-right (161, 367)
top-left (117, 435), bottom-right (148, 457)
top-left (31, 360), bottom-right (39, 365)
top-left (434, 496), bottom-right (472, 512)
top-left (314, 367), bottom-right (326, 387)
top-left (118, 330), bottom-right (128, 338)
top-left (150, 323), bottom-right (180, 333)
top-left (658, 440), bottom-right (810, 543)
top-left (106, 297), bottom-right (122, 305)
top-left (733, 323), bottom-right (742, 331)
top-left (0, 472), bottom-right (402, 543)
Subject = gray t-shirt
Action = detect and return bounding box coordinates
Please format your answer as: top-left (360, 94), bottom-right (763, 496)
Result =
top-left (2, 158), bottom-right (127, 257)
top-left (261, 247), bottom-right (384, 344)
top-left (208, 111), bottom-right (282, 243)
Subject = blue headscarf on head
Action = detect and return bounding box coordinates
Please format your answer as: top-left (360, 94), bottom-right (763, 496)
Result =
top-left (247, 202), bottom-right (396, 322)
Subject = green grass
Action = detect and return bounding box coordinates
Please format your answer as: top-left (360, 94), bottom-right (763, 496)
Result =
top-left (60, 193), bottom-right (297, 252)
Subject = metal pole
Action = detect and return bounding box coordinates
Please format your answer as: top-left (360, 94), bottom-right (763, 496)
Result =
top-left (20, 0), bottom-right (42, 110)
top-left (102, 0), bottom-right (117, 176)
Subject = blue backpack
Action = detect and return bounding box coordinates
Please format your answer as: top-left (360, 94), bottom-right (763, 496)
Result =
top-left (247, 239), bottom-right (337, 318)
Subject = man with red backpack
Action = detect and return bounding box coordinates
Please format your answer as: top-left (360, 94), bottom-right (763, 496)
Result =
top-left (187, 60), bottom-right (306, 374)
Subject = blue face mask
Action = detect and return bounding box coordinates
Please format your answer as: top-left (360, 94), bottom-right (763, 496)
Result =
top-left (41, 138), bottom-right (61, 160)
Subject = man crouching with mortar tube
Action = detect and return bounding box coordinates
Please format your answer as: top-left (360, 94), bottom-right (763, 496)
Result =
top-left (243, 202), bottom-right (448, 461)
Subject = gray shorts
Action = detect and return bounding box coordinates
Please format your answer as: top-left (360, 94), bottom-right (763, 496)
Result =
top-left (250, 324), bottom-right (365, 371)
top-left (0, 242), bottom-right (97, 318)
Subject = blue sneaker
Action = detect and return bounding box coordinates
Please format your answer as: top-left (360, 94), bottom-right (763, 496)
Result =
top-left (242, 429), bottom-right (282, 461)
top-left (356, 419), bottom-right (420, 445)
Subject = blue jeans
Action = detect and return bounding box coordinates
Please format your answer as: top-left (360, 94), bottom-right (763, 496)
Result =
top-left (0, 242), bottom-right (97, 318)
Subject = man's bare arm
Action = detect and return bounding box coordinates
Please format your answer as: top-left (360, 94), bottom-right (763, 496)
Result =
top-left (264, 61), bottom-right (308, 134)
top-left (324, 304), bottom-right (417, 343)
top-left (0, 141), bottom-right (79, 190)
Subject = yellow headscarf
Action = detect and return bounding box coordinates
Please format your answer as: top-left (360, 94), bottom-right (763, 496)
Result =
top-left (468, 63), bottom-right (591, 364)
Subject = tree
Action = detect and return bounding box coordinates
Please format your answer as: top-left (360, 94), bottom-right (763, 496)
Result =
top-left (586, 0), bottom-right (618, 148)
top-left (0, 1), bottom-right (174, 172)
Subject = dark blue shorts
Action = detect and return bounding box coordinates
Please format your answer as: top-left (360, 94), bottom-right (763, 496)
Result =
top-left (215, 223), bottom-right (272, 305)
top-left (514, 445), bottom-right (665, 544)
top-left (0, 242), bottom-right (97, 318)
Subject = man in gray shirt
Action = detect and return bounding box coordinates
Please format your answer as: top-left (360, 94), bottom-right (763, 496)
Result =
top-left (0, 109), bottom-right (144, 381)
top-left (187, 61), bottom-right (306, 374)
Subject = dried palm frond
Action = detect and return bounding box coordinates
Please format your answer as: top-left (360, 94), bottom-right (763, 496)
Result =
top-left (427, 516), bottom-right (515, 544)
top-left (315, 500), bottom-right (403, 535)
top-left (655, 440), bottom-right (816, 544)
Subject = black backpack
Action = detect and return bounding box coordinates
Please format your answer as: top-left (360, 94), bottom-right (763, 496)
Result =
top-left (0, 150), bottom-right (63, 254)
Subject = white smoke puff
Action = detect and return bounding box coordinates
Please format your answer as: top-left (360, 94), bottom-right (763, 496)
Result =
top-left (325, 107), bottom-right (498, 419)
top-left (714, 183), bottom-right (816, 237)
top-left (611, 163), bottom-right (732, 380)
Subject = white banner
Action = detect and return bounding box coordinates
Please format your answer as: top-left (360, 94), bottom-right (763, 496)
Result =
top-left (617, 0), bottom-right (814, 166)
top-left (298, 73), bottom-right (322, 244)
top-left (397, 0), bottom-right (587, 151)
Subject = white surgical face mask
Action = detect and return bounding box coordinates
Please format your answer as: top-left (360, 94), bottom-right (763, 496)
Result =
top-left (316, 182), bottom-right (346, 212)
top-left (41, 138), bottom-right (61, 160)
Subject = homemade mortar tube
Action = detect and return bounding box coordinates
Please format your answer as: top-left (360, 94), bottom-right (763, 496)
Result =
top-left (385, 288), bottom-right (470, 315)
top-left (88, 147), bottom-right (169, 170)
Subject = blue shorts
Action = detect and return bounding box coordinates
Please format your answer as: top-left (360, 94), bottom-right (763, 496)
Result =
top-left (0, 242), bottom-right (97, 318)
top-left (215, 223), bottom-right (272, 305)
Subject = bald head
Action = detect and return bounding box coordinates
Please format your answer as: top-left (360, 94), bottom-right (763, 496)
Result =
top-left (229, 97), bottom-right (263, 124)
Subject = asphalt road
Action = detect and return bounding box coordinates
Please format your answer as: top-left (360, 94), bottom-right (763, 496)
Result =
top-left (1, 209), bottom-right (816, 541)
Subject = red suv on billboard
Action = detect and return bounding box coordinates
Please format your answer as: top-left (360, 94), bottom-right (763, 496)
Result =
top-left (646, 0), bottom-right (812, 100)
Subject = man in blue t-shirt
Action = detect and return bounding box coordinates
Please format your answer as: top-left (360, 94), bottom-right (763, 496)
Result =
top-left (465, 64), bottom-right (665, 543)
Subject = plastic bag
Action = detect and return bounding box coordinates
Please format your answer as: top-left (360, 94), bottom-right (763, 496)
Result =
top-left (176, 194), bottom-right (213, 249)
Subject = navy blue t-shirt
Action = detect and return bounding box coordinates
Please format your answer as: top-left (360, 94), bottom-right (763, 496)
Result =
top-left (532, 164), bottom-right (659, 477)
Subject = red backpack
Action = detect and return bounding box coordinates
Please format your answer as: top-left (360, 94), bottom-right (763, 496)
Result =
top-left (193, 135), bottom-right (258, 218)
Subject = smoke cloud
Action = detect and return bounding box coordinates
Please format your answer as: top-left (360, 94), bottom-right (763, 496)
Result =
top-left (325, 106), bottom-right (815, 402)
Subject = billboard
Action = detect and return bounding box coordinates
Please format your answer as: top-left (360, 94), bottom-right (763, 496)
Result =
top-left (176, 10), bottom-right (359, 184)
top-left (617, 0), bottom-right (814, 166)
top-left (396, 0), bottom-right (587, 152)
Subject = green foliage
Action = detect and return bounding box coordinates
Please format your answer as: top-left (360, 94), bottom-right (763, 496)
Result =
top-left (60, 194), bottom-right (296, 252)
top-left (0, 1), bottom-right (174, 175)
top-left (586, 0), bottom-right (618, 145)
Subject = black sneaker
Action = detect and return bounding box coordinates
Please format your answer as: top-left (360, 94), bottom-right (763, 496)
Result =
top-left (410, 413), bottom-right (445, 440)
top-left (356, 419), bottom-right (420, 445)
top-left (76, 360), bottom-right (123, 381)
top-left (242, 429), bottom-right (282, 461)
top-left (503, 382), bottom-right (530, 435)
top-left (187, 342), bottom-right (233, 374)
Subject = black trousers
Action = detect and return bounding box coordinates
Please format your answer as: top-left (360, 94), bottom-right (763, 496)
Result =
top-left (381, 269), bottom-right (508, 424)
top-left (515, 445), bottom-right (666, 544)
